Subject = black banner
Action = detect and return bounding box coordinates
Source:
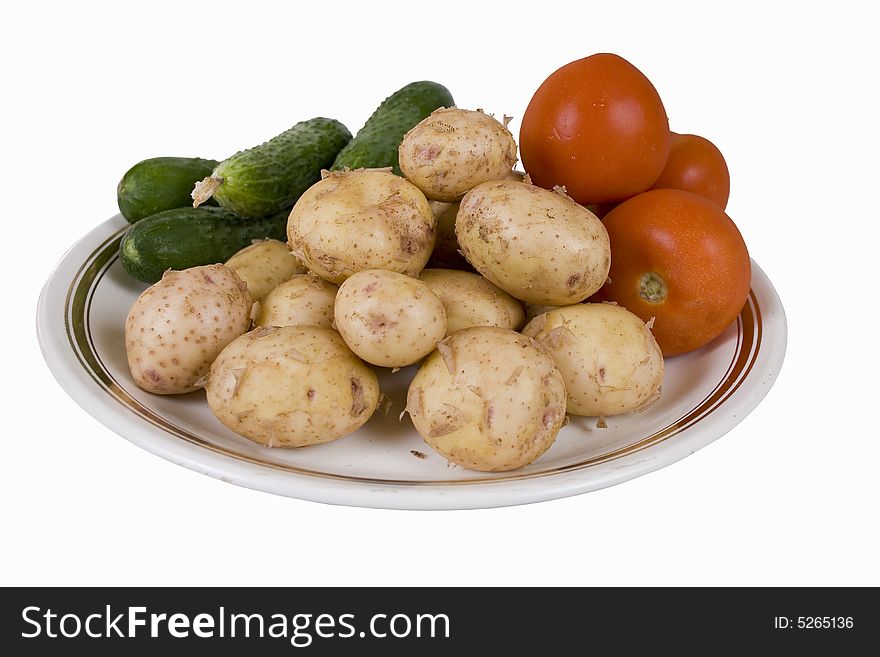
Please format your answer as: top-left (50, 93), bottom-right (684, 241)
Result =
top-left (1, 587), bottom-right (875, 654)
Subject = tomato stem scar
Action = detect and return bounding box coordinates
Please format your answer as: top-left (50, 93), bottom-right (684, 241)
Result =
top-left (639, 272), bottom-right (667, 303)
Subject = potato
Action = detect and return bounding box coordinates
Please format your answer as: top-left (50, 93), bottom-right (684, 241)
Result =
top-left (125, 264), bottom-right (255, 395)
top-left (225, 239), bottom-right (306, 302)
top-left (205, 326), bottom-right (379, 447)
top-left (334, 269), bottom-right (446, 368)
top-left (399, 108), bottom-right (518, 202)
top-left (523, 303), bottom-right (664, 416)
top-left (419, 269), bottom-right (524, 335)
top-left (456, 179), bottom-right (611, 305)
top-left (287, 169), bottom-right (434, 284)
top-left (256, 274), bottom-right (338, 329)
top-left (406, 327), bottom-right (567, 471)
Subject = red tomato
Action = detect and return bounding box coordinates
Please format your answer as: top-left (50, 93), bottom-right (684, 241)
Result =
top-left (595, 189), bottom-right (751, 356)
top-left (650, 132), bottom-right (731, 209)
top-left (520, 53), bottom-right (670, 205)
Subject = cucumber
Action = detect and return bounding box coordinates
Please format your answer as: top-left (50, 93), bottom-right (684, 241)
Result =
top-left (331, 81), bottom-right (454, 175)
top-left (117, 157), bottom-right (219, 223)
top-left (120, 206), bottom-right (289, 283)
top-left (192, 117), bottom-right (351, 218)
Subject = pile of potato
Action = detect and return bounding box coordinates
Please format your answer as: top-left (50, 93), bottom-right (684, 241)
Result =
top-left (124, 107), bottom-right (664, 472)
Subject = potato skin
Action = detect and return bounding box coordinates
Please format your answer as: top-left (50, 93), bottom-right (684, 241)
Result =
top-left (256, 275), bottom-right (338, 329)
top-left (522, 303), bottom-right (664, 416)
top-left (225, 239), bottom-right (306, 302)
top-left (399, 108), bottom-right (518, 202)
top-left (419, 269), bottom-right (524, 335)
top-left (456, 180), bottom-right (611, 305)
top-left (334, 269), bottom-right (446, 368)
top-left (525, 303), bottom-right (559, 322)
top-left (287, 169), bottom-right (434, 284)
top-left (407, 327), bottom-right (567, 471)
top-left (125, 264), bottom-right (254, 395)
top-left (206, 326), bottom-right (379, 447)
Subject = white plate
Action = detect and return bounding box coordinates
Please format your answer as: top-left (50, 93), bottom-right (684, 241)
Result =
top-left (37, 214), bottom-right (786, 510)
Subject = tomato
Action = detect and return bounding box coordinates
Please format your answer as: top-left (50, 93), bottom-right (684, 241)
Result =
top-left (594, 189), bottom-right (751, 356)
top-left (520, 53), bottom-right (670, 205)
top-left (650, 132), bottom-right (731, 209)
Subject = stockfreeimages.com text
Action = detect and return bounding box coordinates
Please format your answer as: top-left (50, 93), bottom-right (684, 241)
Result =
top-left (21, 605), bottom-right (450, 647)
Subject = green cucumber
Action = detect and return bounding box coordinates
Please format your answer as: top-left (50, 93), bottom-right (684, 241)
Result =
top-left (192, 117), bottom-right (351, 218)
top-left (331, 81), bottom-right (454, 175)
top-left (117, 157), bottom-right (219, 223)
top-left (120, 206), bottom-right (288, 283)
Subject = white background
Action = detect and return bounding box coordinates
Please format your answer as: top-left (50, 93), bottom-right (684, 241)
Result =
top-left (3, 0), bottom-right (878, 586)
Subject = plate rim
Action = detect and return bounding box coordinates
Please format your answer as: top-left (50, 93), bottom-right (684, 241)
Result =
top-left (37, 215), bottom-right (788, 510)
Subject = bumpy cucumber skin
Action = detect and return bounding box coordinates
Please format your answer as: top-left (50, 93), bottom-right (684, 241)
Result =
top-left (331, 81), bottom-right (454, 175)
top-left (120, 206), bottom-right (288, 283)
top-left (210, 117), bottom-right (351, 218)
top-left (117, 157), bottom-right (219, 223)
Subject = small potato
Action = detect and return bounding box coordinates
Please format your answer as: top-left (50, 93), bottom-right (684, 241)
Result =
top-left (287, 169), bottom-right (434, 284)
top-left (399, 108), bottom-right (518, 202)
top-left (125, 264), bottom-right (254, 394)
top-left (523, 303), bottom-right (664, 417)
top-left (334, 269), bottom-right (446, 368)
top-left (456, 180), bottom-right (611, 305)
top-left (419, 269), bottom-right (524, 335)
top-left (225, 239), bottom-right (306, 302)
top-left (406, 327), bottom-right (567, 471)
top-left (256, 275), bottom-right (338, 329)
top-left (206, 325), bottom-right (379, 447)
